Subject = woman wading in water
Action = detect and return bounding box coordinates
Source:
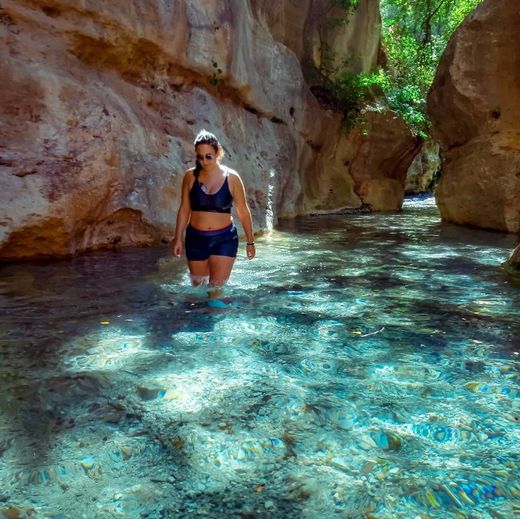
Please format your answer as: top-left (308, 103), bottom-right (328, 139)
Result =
top-left (171, 130), bottom-right (255, 303)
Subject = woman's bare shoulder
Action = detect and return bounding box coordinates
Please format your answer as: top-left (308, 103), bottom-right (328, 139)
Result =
top-left (183, 168), bottom-right (196, 183)
top-left (182, 168), bottom-right (196, 189)
top-left (223, 165), bottom-right (241, 180)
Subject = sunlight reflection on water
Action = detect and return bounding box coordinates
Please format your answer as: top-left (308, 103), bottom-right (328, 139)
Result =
top-left (0, 196), bottom-right (519, 518)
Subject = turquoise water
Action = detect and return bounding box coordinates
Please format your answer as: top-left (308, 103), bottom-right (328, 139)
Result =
top-left (0, 197), bottom-right (519, 518)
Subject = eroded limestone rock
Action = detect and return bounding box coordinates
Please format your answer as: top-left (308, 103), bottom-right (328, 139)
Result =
top-left (0, 0), bottom-right (417, 259)
top-left (347, 109), bottom-right (421, 211)
top-left (306, 0), bottom-right (382, 75)
top-left (427, 0), bottom-right (520, 233)
top-left (405, 140), bottom-right (441, 195)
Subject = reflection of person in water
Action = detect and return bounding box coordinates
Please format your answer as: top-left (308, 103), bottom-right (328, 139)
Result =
top-left (171, 130), bottom-right (255, 298)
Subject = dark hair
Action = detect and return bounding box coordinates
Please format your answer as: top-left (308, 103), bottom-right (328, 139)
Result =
top-left (193, 129), bottom-right (221, 177)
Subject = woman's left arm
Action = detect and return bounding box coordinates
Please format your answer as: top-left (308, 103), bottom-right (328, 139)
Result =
top-left (231, 172), bottom-right (256, 260)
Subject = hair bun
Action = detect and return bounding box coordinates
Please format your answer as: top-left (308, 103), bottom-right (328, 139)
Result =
top-left (194, 129), bottom-right (220, 147)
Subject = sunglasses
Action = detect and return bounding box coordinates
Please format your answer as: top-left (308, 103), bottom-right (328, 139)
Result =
top-left (196, 153), bottom-right (215, 161)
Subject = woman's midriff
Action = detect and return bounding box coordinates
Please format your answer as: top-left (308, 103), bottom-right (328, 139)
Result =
top-left (190, 211), bottom-right (232, 231)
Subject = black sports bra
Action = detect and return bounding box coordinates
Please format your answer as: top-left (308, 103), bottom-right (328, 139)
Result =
top-left (189, 173), bottom-right (233, 213)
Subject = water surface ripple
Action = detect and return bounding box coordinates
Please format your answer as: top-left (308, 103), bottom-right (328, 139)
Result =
top-left (0, 197), bottom-right (519, 518)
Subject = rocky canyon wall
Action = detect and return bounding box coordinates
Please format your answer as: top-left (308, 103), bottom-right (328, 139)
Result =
top-left (0, 0), bottom-right (418, 259)
top-left (427, 0), bottom-right (520, 233)
top-left (405, 140), bottom-right (441, 195)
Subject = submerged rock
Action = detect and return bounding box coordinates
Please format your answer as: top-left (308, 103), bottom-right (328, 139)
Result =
top-left (370, 429), bottom-right (402, 451)
top-left (1, 507), bottom-right (22, 519)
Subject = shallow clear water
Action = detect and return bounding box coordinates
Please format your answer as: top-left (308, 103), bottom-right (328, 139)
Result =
top-left (0, 196), bottom-right (519, 519)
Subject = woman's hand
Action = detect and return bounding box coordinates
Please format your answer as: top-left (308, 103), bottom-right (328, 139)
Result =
top-left (246, 243), bottom-right (256, 260)
top-left (171, 239), bottom-right (183, 258)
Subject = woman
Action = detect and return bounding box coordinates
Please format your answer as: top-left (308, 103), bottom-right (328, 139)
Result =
top-left (171, 130), bottom-right (256, 296)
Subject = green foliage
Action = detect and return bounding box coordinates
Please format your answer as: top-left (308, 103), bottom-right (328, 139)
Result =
top-left (208, 60), bottom-right (223, 87)
top-left (328, 0), bottom-right (360, 25)
top-left (380, 0), bottom-right (483, 135)
top-left (329, 68), bottom-right (387, 124)
top-left (332, 0), bottom-right (359, 7)
top-left (321, 0), bottom-right (483, 136)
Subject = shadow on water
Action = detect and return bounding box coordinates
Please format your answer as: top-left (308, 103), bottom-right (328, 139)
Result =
top-left (0, 199), bottom-right (519, 517)
top-left (0, 248), bottom-right (232, 500)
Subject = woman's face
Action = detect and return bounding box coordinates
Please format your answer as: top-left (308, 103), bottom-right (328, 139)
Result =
top-left (196, 144), bottom-right (217, 168)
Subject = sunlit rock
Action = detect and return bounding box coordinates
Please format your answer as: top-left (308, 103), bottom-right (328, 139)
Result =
top-left (405, 140), bottom-right (441, 195)
top-left (80, 456), bottom-right (103, 480)
top-left (0, 0), bottom-right (416, 259)
top-left (427, 0), bottom-right (520, 233)
top-left (508, 244), bottom-right (520, 270)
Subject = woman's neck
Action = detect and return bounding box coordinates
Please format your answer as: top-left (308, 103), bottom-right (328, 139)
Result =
top-left (203, 164), bottom-right (222, 176)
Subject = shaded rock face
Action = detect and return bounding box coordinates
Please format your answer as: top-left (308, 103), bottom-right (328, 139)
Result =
top-left (427, 0), bottom-right (520, 233)
top-left (0, 0), bottom-right (417, 259)
top-left (250, 0), bottom-right (381, 74)
top-left (405, 140), bottom-right (441, 195)
top-left (303, 108), bottom-right (421, 212)
top-left (348, 110), bottom-right (421, 210)
top-left (508, 243), bottom-right (520, 270)
top-left (306, 0), bottom-right (382, 75)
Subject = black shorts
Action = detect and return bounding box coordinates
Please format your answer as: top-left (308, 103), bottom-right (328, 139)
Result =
top-left (185, 223), bottom-right (239, 261)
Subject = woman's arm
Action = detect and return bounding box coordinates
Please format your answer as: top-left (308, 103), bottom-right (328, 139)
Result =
top-left (171, 171), bottom-right (192, 257)
top-left (231, 172), bottom-right (256, 260)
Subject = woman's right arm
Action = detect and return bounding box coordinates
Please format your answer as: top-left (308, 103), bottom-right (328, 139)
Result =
top-left (171, 171), bottom-right (192, 257)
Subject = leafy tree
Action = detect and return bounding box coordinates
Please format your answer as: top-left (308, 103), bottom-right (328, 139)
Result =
top-left (320, 0), bottom-right (483, 136)
top-left (380, 0), bottom-right (483, 136)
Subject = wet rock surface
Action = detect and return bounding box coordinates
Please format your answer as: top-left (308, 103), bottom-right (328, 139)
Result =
top-left (507, 243), bottom-right (520, 270)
